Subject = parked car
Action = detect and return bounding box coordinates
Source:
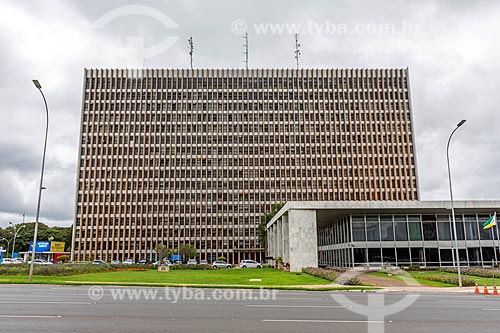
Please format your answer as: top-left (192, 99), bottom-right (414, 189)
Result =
top-left (110, 260), bottom-right (121, 265)
top-left (137, 259), bottom-right (149, 265)
top-left (212, 261), bottom-right (231, 269)
top-left (92, 260), bottom-right (107, 265)
top-left (239, 260), bottom-right (262, 269)
top-left (1, 258), bottom-right (16, 265)
top-left (123, 258), bottom-right (135, 265)
top-left (187, 259), bottom-right (197, 265)
top-left (14, 258), bottom-right (25, 264)
top-left (29, 259), bottom-right (53, 265)
top-left (199, 260), bottom-right (208, 265)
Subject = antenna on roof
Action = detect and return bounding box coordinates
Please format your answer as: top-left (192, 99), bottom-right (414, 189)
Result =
top-left (243, 32), bottom-right (249, 70)
top-left (294, 33), bottom-right (301, 70)
top-left (188, 36), bottom-right (194, 69)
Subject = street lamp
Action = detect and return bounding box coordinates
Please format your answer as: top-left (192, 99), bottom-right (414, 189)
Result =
top-left (447, 119), bottom-right (466, 288)
top-left (9, 222), bottom-right (26, 258)
top-left (0, 237), bottom-right (10, 256)
top-left (29, 79), bottom-right (49, 282)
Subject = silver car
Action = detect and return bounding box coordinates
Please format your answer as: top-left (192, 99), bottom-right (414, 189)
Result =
top-left (239, 260), bottom-right (262, 269)
top-left (212, 261), bottom-right (231, 269)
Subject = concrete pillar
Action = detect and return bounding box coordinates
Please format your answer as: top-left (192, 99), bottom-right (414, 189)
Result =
top-left (282, 214), bottom-right (290, 264)
top-left (288, 209), bottom-right (318, 272)
top-left (273, 223), bottom-right (278, 259)
top-left (276, 219), bottom-right (282, 258)
top-left (266, 225), bottom-right (272, 260)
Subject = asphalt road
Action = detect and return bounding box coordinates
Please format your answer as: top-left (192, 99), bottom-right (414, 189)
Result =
top-left (1, 285), bottom-right (500, 332)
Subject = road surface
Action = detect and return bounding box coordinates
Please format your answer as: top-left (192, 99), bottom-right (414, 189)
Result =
top-left (0, 285), bottom-right (499, 332)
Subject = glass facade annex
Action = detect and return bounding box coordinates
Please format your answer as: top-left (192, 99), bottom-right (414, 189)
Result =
top-left (318, 213), bottom-right (499, 267)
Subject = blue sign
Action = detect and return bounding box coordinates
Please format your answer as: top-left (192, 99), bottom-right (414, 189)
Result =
top-left (29, 241), bottom-right (51, 252)
top-left (170, 254), bottom-right (182, 262)
top-left (12, 252), bottom-right (19, 259)
top-left (0, 246), bottom-right (4, 264)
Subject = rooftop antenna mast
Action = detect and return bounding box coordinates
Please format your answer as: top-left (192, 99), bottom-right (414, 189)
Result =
top-left (188, 36), bottom-right (194, 69)
top-left (294, 33), bottom-right (301, 70)
top-left (243, 32), bottom-right (249, 70)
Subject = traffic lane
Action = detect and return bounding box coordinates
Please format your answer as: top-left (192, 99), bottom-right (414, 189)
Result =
top-left (1, 286), bottom-right (500, 333)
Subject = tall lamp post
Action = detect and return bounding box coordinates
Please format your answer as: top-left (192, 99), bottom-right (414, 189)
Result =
top-left (0, 237), bottom-right (10, 256)
top-left (9, 222), bottom-right (26, 258)
top-left (447, 119), bottom-right (466, 288)
top-left (29, 79), bottom-right (49, 282)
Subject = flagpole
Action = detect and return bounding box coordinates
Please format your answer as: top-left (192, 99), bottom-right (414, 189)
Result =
top-left (494, 212), bottom-right (498, 269)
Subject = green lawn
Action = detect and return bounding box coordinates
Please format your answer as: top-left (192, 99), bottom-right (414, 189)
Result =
top-left (0, 268), bottom-right (336, 289)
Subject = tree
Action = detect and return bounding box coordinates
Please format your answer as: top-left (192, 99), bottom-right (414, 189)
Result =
top-left (154, 243), bottom-right (172, 262)
top-left (0, 222), bottom-right (73, 253)
top-left (176, 244), bottom-right (197, 260)
top-left (258, 202), bottom-right (285, 249)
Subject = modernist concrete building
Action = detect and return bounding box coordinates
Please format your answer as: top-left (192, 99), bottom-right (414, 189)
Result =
top-left (267, 201), bottom-right (500, 272)
top-left (73, 68), bottom-right (419, 263)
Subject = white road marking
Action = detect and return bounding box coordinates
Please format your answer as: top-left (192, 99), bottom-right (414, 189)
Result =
top-left (30, 293), bottom-right (90, 296)
top-left (0, 315), bottom-right (62, 318)
top-left (274, 297), bottom-right (325, 300)
top-left (247, 305), bottom-right (343, 308)
top-left (483, 308), bottom-right (500, 311)
top-left (263, 319), bottom-right (384, 324)
top-left (0, 301), bottom-right (90, 305)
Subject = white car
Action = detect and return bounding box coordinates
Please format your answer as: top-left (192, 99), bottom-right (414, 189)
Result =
top-left (153, 260), bottom-right (172, 266)
top-left (187, 259), bottom-right (197, 265)
top-left (212, 261), bottom-right (231, 269)
top-left (239, 260), bottom-right (262, 269)
top-left (1, 258), bottom-right (16, 264)
top-left (29, 259), bottom-right (53, 265)
top-left (123, 258), bottom-right (135, 265)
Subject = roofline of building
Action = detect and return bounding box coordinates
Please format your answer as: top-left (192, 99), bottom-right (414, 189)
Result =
top-left (268, 200), bottom-right (500, 228)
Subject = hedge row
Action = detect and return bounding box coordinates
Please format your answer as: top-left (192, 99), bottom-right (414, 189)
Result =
top-left (302, 267), bottom-right (337, 281)
top-left (302, 267), bottom-right (362, 285)
top-left (440, 267), bottom-right (500, 279)
top-left (0, 264), bottom-right (151, 276)
top-left (169, 264), bottom-right (212, 270)
top-left (420, 273), bottom-right (476, 287)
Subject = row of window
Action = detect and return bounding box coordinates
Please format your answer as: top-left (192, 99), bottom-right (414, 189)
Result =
top-left (319, 247), bottom-right (499, 267)
top-left (84, 101), bottom-right (411, 113)
top-left (85, 74), bottom-right (408, 91)
top-left (317, 214), bottom-right (498, 245)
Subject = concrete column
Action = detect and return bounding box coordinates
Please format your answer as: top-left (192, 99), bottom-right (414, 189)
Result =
top-left (273, 223), bottom-right (278, 259)
top-left (266, 225), bottom-right (272, 260)
top-left (276, 219), bottom-right (282, 258)
top-left (282, 214), bottom-right (290, 264)
top-left (288, 209), bottom-right (318, 272)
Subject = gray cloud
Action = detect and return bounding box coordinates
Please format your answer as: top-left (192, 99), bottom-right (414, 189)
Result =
top-left (0, 0), bottom-right (499, 228)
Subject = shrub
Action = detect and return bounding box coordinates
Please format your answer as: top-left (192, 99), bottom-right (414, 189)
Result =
top-left (0, 263), bottom-right (150, 276)
top-left (56, 255), bottom-right (70, 263)
top-left (420, 273), bottom-right (476, 287)
top-left (440, 267), bottom-right (500, 279)
top-left (302, 267), bottom-right (337, 282)
top-left (170, 264), bottom-right (212, 271)
top-left (340, 276), bottom-right (362, 286)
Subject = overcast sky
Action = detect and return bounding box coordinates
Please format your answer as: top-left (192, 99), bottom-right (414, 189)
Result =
top-left (0, 0), bottom-right (499, 228)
